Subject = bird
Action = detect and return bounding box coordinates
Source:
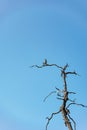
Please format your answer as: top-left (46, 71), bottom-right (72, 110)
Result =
top-left (43, 59), bottom-right (47, 65)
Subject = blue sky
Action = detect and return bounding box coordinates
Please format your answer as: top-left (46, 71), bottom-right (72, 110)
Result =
top-left (0, 0), bottom-right (87, 130)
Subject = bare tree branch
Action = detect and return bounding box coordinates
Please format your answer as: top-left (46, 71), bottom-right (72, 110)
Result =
top-left (31, 60), bottom-right (87, 130)
top-left (46, 110), bottom-right (61, 130)
top-left (63, 64), bottom-right (69, 71)
top-left (31, 63), bottom-right (63, 70)
top-left (57, 93), bottom-right (64, 98)
top-left (68, 114), bottom-right (76, 130)
top-left (57, 97), bottom-right (64, 100)
top-left (66, 71), bottom-right (78, 75)
top-left (68, 92), bottom-right (76, 94)
top-left (68, 99), bottom-right (76, 103)
top-left (55, 87), bottom-right (64, 93)
top-left (67, 102), bottom-right (87, 109)
top-left (43, 91), bottom-right (56, 102)
top-left (30, 65), bottom-right (44, 68)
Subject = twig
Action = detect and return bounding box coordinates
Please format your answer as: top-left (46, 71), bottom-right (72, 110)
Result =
top-left (55, 87), bottom-right (64, 93)
top-left (67, 102), bottom-right (87, 109)
top-left (68, 99), bottom-right (76, 103)
top-left (46, 110), bottom-right (61, 130)
top-left (66, 71), bottom-right (79, 76)
top-left (57, 97), bottom-right (64, 100)
top-left (63, 64), bottom-right (69, 71)
top-left (68, 92), bottom-right (76, 94)
top-left (31, 63), bottom-right (63, 70)
top-left (31, 60), bottom-right (87, 130)
top-left (68, 114), bottom-right (76, 130)
top-left (43, 91), bottom-right (56, 102)
top-left (30, 65), bottom-right (43, 68)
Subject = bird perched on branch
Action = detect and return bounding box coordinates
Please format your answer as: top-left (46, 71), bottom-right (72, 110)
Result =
top-left (43, 59), bottom-right (47, 65)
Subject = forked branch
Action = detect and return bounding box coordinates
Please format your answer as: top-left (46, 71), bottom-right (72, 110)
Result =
top-left (46, 110), bottom-right (61, 130)
top-left (31, 59), bottom-right (87, 130)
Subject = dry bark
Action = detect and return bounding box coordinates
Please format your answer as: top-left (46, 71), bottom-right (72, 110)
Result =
top-left (31, 59), bottom-right (87, 130)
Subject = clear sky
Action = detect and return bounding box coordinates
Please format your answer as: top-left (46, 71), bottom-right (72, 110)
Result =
top-left (0, 0), bottom-right (87, 130)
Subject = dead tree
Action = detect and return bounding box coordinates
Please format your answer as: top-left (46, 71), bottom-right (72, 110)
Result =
top-left (31, 59), bottom-right (87, 130)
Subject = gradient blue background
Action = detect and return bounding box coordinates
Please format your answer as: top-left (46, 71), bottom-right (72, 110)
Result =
top-left (0, 0), bottom-right (87, 130)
